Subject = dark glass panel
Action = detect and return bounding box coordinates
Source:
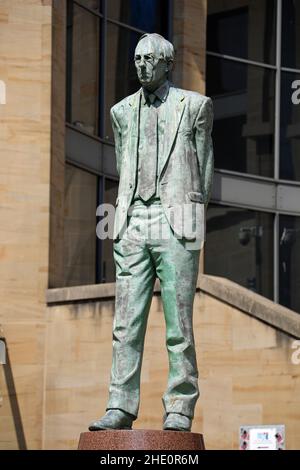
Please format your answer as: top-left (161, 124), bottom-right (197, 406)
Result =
top-left (105, 23), bottom-right (140, 140)
top-left (64, 165), bottom-right (97, 286)
top-left (207, 0), bottom-right (276, 64)
top-left (98, 179), bottom-right (119, 283)
top-left (207, 56), bottom-right (275, 177)
top-left (279, 215), bottom-right (300, 313)
top-left (280, 72), bottom-right (300, 181)
top-left (67, 3), bottom-right (101, 136)
top-left (107, 0), bottom-right (169, 36)
top-left (282, 0), bottom-right (300, 70)
top-left (205, 204), bottom-right (274, 300)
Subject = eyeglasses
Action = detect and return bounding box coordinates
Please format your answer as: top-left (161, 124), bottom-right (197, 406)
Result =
top-left (134, 54), bottom-right (162, 64)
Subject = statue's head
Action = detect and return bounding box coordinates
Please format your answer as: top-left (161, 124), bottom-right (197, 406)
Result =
top-left (134, 33), bottom-right (174, 91)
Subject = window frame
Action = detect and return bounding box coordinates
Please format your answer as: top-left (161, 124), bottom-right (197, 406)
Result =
top-left (65, 0), bottom-right (173, 285)
top-left (206, 0), bottom-right (300, 309)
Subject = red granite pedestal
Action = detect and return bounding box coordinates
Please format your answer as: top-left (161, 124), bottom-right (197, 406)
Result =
top-left (78, 430), bottom-right (205, 450)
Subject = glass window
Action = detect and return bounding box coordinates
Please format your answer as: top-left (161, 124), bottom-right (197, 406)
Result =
top-left (207, 0), bottom-right (276, 64)
top-left (75, 0), bottom-right (102, 13)
top-left (280, 71), bottom-right (300, 181)
top-left (207, 56), bottom-right (275, 177)
top-left (206, 1), bottom-right (300, 312)
top-left (205, 205), bottom-right (274, 300)
top-left (282, 0), bottom-right (300, 70)
top-left (64, 0), bottom-right (171, 287)
top-left (279, 215), bottom-right (300, 313)
top-left (107, 0), bottom-right (169, 35)
top-left (105, 23), bottom-right (140, 140)
top-left (67, 3), bottom-right (101, 136)
top-left (64, 165), bottom-right (98, 286)
top-left (98, 179), bottom-right (119, 283)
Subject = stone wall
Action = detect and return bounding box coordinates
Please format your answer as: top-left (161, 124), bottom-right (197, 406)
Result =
top-left (1, 0), bottom-right (300, 452)
top-left (44, 282), bottom-right (300, 450)
top-left (0, 0), bottom-right (53, 449)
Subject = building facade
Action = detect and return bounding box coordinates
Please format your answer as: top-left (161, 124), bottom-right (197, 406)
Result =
top-left (205, 0), bottom-right (300, 314)
top-left (62, 0), bottom-right (300, 315)
top-left (0, 0), bottom-right (300, 450)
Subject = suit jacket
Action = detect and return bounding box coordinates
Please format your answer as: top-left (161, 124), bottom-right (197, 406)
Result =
top-left (110, 83), bottom-right (214, 241)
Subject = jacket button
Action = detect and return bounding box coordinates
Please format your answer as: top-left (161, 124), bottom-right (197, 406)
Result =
top-left (129, 183), bottom-right (133, 188)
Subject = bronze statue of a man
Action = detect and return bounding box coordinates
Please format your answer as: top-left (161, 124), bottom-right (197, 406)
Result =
top-left (89, 33), bottom-right (214, 432)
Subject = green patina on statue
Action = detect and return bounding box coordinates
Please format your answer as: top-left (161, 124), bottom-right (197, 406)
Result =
top-left (89, 33), bottom-right (214, 432)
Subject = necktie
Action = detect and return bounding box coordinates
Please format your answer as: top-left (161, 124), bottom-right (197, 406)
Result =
top-left (148, 93), bottom-right (156, 104)
top-left (137, 94), bottom-right (158, 201)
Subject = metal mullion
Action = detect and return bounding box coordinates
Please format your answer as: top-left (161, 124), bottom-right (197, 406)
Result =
top-left (106, 18), bottom-right (148, 35)
top-left (214, 167), bottom-right (300, 189)
top-left (65, 159), bottom-right (99, 177)
top-left (66, 0), bottom-right (74, 124)
top-left (98, 0), bottom-right (106, 138)
top-left (274, 0), bottom-right (282, 303)
top-left (66, 122), bottom-right (114, 145)
top-left (210, 198), bottom-right (300, 217)
top-left (96, 175), bottom-right (104, 283)
top-left (281, 66), bottom-right (300, 74)
top-left (66, 156), bottom-right (119, 182)
top-left (274, 176), bottom-right (300, 187)
top-left (214, 167), bottom-right (278, 184)
top-left (274, 212), bottom-right (279, 303)
top-left (209, 199), bottom-right (278, 217)
top-left (73, 0), bottom-right (104, 18)
top-left (274, 0), bottom-right (282, 181)
top-left (206, 50), bottom-right (277, 70)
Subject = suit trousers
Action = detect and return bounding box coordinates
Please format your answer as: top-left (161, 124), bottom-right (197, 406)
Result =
top-left (107, 198), bottom-right (200, 419)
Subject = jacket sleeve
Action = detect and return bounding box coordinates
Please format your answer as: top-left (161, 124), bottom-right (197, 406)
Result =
top-left (193, 97), bottom-right (214, 205)
top-left (110, 107), bottom-right (122, 175)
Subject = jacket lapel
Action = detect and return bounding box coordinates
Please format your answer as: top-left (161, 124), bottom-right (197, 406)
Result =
top-left (128, 89), bottom-right (141, 177)
top-left (159, 87), bottom-right (186, 179)
top-left (127, 86), bottom-right (185, 181)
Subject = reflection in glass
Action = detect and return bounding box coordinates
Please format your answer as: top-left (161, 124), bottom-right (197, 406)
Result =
top-left (280, 72), bottom-right (300, 181)
top-left (67, 3), bottom-right (100, 135)
top-left (207, 0), bottom-right (276, 64)
top-left (107, 0), bottom-right (169, 35)
top-left (279, 215), bottom-right (300, 313)
top-left (99, 179), bottom-right (119, 283)
top-left (205, 205), bottom-right (274, 300)
top-left (207, 56), bottom-right (275, 177)
top-left (64, 165), bottom-right (97, 286)
top-left (105, 23), bottom-right (140, 140)
top-left (75, 0), bottom-right (102, 12)
top-left (282, 0), bottom-right (300, 70)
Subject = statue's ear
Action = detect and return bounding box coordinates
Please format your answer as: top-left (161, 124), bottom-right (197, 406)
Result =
top-left (167, 60), bottom-right (174, 73)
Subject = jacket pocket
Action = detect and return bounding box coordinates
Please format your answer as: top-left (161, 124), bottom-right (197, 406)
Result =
top-left (187, 191), bottom-right (204, 203)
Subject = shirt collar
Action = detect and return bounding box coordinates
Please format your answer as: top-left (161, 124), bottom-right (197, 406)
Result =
top-left (142, 80), bottom-right (170, 105)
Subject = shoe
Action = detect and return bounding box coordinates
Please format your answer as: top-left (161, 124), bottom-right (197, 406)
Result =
top-left (163, 412), bottom-right (192, 431)
top-left (88, 409), bottom-right (134, 431)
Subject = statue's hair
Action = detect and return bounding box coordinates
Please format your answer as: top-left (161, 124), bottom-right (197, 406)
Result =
top-left (136, 33), bottom-right (174, 63)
